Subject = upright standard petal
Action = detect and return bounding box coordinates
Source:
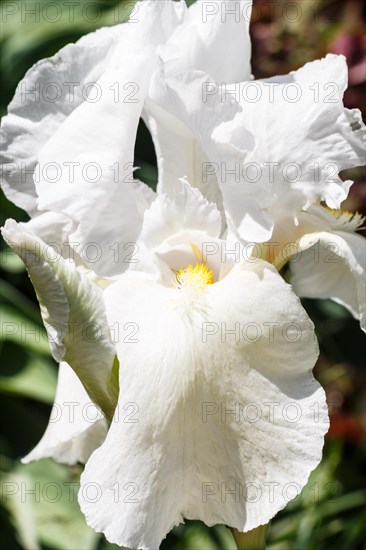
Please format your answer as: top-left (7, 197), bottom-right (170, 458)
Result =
top-left (145, 68), bottom-right (253, 224)
top-left (1, 219), bottom-right (117, 419)
top-left (220, 54), bottom-right (366, 241)
top-left (1, 1), bottom-right (185, 276)
top-left (162, 0), bottom-right (252, 83)
top-left (143, 0), bottom-right (253, 212)
top-left (23, 362), bottom-right (108, 465)
top-left (291, 230), bottom-right (366, 332)
top-left (0, 24), bottom-right (121, 215)
top-left (79, 261), bottom-right (328, 549)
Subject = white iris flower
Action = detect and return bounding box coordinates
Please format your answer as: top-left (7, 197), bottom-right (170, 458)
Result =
top-left (1, 0), bottom-right (362, 548)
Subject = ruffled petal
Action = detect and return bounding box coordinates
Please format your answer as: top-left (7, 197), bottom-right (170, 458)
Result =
top-left (221, 54), bottom-right (366, 241)
top-left (140, 177), bottom-right (224, 278)
top-left (1, 219), bottom-right (117, 419)
top-left (1, 1), bottom-right (184, 275)
top-left (79, 261), bottom-right (327, 549)
top-left (144, 0), bottom-right (253, 224)
top-left (141, 177), bottom-right (221, 247)
top-left (163, 0), bottom-right (252, 83)
top-left (0, 24), bottom-right (124, 215)
top-left (23, 362), bottom-right (108, 465)
top-left (291, 230), bottom-right (366, 331)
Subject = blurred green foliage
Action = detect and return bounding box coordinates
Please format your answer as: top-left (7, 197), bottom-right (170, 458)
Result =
top-left (1, 1), bottom-right (366, 549)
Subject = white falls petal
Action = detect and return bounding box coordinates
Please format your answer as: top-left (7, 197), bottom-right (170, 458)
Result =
top-left (1, 219), bottom-right (117, 419)
top-left (18, 211), bottom-right (75, 261)
top-left (79, 261), bottom-right (327, 549)
top-left (291, 230), bottom-right (366, 332)
top-left (23, 362), bottom-right (108, 465)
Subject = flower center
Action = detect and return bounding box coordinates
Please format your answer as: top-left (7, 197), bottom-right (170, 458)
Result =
top-left (174, 263), bottom-right (214, 290)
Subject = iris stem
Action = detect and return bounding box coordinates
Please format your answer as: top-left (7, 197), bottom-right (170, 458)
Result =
top-left (230, 524), bottom-right (270, 550)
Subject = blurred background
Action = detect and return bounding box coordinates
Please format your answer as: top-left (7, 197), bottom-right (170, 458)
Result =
top-left (1, 0), bottom-right (365, 549)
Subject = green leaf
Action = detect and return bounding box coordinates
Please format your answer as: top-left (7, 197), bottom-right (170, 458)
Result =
top-left (1, 304), bottom-right (50, 355)
top-left (0, 248), bottom-right (26, 274)
top-left (1, 470), bottom-right (40, 550)
top-left (19, 459), bottom-right (98, 550)
top-left (0, 342), bottom-right (56, 403)
top-left (0, 282), bottom-right (44, 325)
